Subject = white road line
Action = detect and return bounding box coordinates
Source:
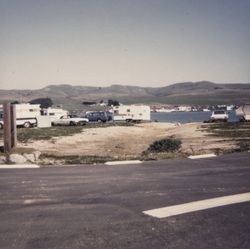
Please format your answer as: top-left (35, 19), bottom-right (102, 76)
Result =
top-left (105, 160), bottom-right (142, 165)
top-left (143, 192), bottom-right (250, 218)
top-left (0, 164), bottom-right (40, 169)
top-left (24, 199), bottom-right (52, 204)
top-left (188, 154), bottom-right (216, 159)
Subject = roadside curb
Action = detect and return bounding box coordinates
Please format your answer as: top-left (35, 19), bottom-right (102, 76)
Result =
top-left (0, 164), bottom-right (40, 169)
top-left (188, 154), bottom-right (217, 159)
top-left (105, 160), bottom-right (142, 166)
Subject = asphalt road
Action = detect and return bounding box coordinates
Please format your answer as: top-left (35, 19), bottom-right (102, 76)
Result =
top-left (0, 152), bottom-right (250, 249)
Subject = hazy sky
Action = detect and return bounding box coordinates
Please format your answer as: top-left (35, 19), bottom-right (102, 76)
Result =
top-left (0, 0), bottom-right (249, 89)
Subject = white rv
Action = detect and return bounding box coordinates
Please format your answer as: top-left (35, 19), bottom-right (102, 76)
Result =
top-left (42, 107), bottom-right (68, 122)
top-left (236, 103), bottom-right (250, 122)
top-left (112, 105), bottom-right (151, 122)
top-left (0, 103), bottom-right (41, 128)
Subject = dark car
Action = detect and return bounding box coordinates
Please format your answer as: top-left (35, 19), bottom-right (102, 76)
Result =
top-left (85, 111), bottom-right (112, 123)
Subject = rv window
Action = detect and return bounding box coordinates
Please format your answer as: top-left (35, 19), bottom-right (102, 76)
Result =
top-left (49, 113), bottom-right (55, 116)
top-left (114, 110), bottom-right (119, 114)
top-left (127, 109), bottom-right (130, 112)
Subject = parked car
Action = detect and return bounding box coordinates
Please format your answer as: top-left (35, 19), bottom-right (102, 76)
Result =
top-left (210, 110), bottom-right (229, 122)
top-left (52, 115), bottom-right (89, 126)
top-left (84, 111), bottom-right (112, 123)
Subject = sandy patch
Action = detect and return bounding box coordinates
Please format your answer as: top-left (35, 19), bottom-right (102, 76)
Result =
top-left (1, 122), bottom-right (237, 158)
top-left (19, 123), bottom-right (178, 157)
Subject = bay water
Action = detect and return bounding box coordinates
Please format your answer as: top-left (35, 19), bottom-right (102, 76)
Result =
top-left (151, 111), bottom-right (239, 124)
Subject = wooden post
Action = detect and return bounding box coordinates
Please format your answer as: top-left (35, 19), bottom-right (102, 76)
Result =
top-left (3, 103), bottom-right (11, 153)
top-left (3, 103), bottom-right (16, 153)
top-left (10, 105), bottom-right (17, 147)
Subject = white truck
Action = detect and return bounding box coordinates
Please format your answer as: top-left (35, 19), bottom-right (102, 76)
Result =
top-left (52, 115), bottom-right (89, 126)
top-left (0, 103), bottom-right (41, 129)
top-left (236, 103), bottom-right (250, 122)
top-left (210, 110), bottom-right (229, 122)
top-left (112, 105), bottom-right (151, 122)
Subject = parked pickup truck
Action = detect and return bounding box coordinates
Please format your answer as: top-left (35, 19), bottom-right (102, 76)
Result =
top-left (52, 115), bottom-right (89, 126)
top-left (210, 110), bottom-right (229, 122)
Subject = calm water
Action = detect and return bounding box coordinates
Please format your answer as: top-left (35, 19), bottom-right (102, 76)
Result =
top-left (151, 111), bottom-right (239, 123)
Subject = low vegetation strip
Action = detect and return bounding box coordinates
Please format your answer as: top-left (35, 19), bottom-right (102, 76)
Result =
top-left (17, 122), bottom-right (134, 142)
top-left (201, 123), bottom-right (250, 138)
top-left (200, 122), bottom-right (250, 153)
top-left (40, 154), bottom-right (117, 165)
top-left (17, 126), bottom-right (84, 142)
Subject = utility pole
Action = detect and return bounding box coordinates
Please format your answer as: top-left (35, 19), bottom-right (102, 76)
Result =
top-left (3, 103), bottom-right (16, 153)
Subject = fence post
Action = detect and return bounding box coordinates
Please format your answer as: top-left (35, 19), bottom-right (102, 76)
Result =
top-left (3, 103), bottom-right (11, 153)
top-left (3, 103), bottom-right (16, 153)
top-left (11, 105), bottom-right (17, 147)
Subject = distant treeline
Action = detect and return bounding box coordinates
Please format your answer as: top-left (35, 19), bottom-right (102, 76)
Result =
top-left (11, 98), bottom-right (53, 109)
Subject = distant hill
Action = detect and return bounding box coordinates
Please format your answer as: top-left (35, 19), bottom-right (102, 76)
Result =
top-left (0, 81), bottom-right (250, 110)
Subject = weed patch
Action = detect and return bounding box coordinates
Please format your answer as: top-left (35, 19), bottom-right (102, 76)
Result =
top-left (200, 122), bottom-right (250, 154)
top-left (17, 126), bottom-right (84, 142)
top-left (39, 154), bottom-right (115, 165)
top-left (17, 122), bottom-right (135, 143)
top-left (146, 138), bottom-right (182, 153)
top-left (201, 123), bottom-right (250, 138)
top-left (142, 152), bottom-right (186, 161)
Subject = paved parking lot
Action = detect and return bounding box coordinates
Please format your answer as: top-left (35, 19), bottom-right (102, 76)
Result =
top-left (0, 152), bottom-right (250, 249)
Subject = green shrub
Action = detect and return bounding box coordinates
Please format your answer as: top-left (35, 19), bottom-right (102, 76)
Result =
top-left (147, 138), bottom-right (182, 153)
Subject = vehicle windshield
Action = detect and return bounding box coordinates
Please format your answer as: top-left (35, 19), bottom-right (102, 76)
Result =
top-left (214, 111), bottom-right (226, 114)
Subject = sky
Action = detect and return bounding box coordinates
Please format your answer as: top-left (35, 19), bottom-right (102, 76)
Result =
top-left (0, 0), bottom-right (249, 89)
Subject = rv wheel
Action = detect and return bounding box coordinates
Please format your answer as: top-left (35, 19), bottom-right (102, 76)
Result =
top-left (23, 122), bottom-right (31, 128)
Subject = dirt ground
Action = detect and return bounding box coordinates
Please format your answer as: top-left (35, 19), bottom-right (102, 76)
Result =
top-left (17, 122), bottom-right (236, 157)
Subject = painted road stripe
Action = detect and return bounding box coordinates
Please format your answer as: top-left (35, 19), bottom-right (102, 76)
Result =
top-left (105, 160), bottom-right (142, 165)
top-left (143, 192), bottom-right (250, 218)
top-left (0, 164), bottom-right (40, 169)
top-left (188, 154), bottom-right (216, 159)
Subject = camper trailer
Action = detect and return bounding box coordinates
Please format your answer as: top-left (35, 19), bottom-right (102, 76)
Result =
top-left (0, 103), bottom-right (41, 128)
top-left (236, 103), bottom-right (250, 122)
top-left (42, 107), bottom-right (68, 122)
top-left (112, 105), bottom-right (150, 122)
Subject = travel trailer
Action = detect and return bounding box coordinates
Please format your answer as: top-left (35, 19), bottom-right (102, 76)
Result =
top-left (112, 105), bottom-right (151, 122)
top-left (236, 103), bottom-right (250, 122)
top-left (0, 103), bottom-right (41, 128)
top-left (42, 107), bottom-right (68, 122)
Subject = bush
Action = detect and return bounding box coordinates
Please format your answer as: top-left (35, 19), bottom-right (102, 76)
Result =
top-left (147, 138), bottom-right (182, 153)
